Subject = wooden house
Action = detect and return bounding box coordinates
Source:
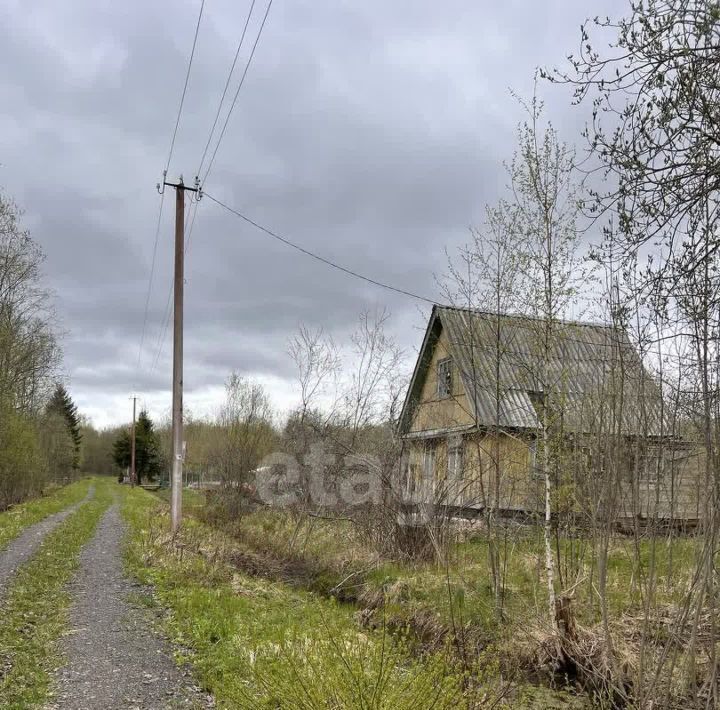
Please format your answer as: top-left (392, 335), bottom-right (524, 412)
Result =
top-left (397, 306), bottom-right (703, 523)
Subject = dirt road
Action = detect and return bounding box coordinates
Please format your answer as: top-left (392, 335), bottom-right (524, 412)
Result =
top-left (47, 504), bottom-right (213, 710)
top-left (0, 486), bottom-right (94, 600)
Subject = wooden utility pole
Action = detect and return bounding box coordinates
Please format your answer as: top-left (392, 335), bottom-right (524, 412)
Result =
top-left (162, 176), bottom-right (200, 535)
top-left (130, 395), bottom-right (137, 487)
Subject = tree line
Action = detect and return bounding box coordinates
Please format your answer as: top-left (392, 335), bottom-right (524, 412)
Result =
top-left (0, 194), bottom-right (94, 507)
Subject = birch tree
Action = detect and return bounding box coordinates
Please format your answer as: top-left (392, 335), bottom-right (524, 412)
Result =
top-left (507, 94), bottom-right (583, 631)
top-left (442, 213), bottom-right (527, 617)
top-left (555, 3), bottom-right (720, 701)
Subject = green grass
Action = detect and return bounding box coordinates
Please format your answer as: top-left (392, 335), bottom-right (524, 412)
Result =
top-left (198, 507), bottom-right (535, 634)
top-left (189, 505), bottom-right (703, 710)
top-left (150, 486), bottom-right (206, 516)
top-left (122, 487), bottom-right (483, 709)
top-left (124, 490), bottom-right (592, 708)
top-left (0, 477), bottom-right (93, 552)
top-left (0, 477), bottom-right (114, 707)
top-left (137, 492), bottom-right (703, 707)
top-left (227, 507), bottom-right (701, 629)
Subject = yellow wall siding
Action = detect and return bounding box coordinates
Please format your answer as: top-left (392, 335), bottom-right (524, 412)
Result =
top-left (405, 434), bottom-right (705, 521)
top-left (408, 326), bottom-right (475, 433)
top-left (614, 449), bottom-right (705, 521)
top-left (405, 432), bottom-right (540, 512)
top-left (458, 433), bottom-right (537, 510)
top-left (402, 316), bottom-right (706, 522)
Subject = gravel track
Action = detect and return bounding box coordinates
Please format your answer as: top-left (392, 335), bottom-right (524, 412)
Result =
top-left (0, 485), bottom-right (95, 600)
top-left (48, 504), bottom-right (214, 710)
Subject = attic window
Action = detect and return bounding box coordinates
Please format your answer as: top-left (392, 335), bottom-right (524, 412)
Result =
top-left (437, 358), bottom-right (452, 398)
top-left (528, 390), bottom-right (546, 416)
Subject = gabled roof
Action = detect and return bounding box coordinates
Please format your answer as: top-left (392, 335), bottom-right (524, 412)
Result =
top-left (399, 305), bottom-right (665, 436)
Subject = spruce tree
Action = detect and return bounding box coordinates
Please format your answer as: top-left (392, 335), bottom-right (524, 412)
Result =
top-left (112, 430), bottom-right (131, 482)
top-left (46, 384), bottom-right (82, 470)
top-left (135, 411), bottom-right (161, 485)
top-left (112, 411), bottom-right (161, 485)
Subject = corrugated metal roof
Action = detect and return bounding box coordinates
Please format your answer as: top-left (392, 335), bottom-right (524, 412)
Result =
top-left (499, 389), bottom-right (539, 429)
top-left (402, 306), bottom-right (665, 436)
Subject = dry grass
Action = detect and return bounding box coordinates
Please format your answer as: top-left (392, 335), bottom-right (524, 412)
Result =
top-left (165, 495), bottom-right (719, 707)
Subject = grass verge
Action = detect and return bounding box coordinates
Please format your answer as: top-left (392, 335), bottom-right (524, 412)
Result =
top-left (0, 477), bottom-right (114, 707)
top-left (122, 487), bottom-right (485, 709)
top-left (0, 477), bottom-right (94, 552)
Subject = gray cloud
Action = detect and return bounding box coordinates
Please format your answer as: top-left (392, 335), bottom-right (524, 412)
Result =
top-left (0, 0), bottom-right (623, 428)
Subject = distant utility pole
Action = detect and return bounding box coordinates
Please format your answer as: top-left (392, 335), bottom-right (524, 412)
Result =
top-left (130, 395), bottom-right (137, 487)
top-left (160, 175), bottom-right (200, 535)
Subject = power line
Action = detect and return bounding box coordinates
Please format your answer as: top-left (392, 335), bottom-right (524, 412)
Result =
top-left (151, 201), bottom-right (197, 373)
top-left (148, 0), bottom-right (272, 374)
top-left (165, 0), bottom-right (206, 175)
top-left (135, 190), bottom-right (166, 378)
top-left (201, 0), bottom-right (273, 185)
top-left (203, 191), bottom-right (439, 305)
top-left (138, 0), bottom-right (205, 383)
top-left (196, 0), bottom-right (258, 179)
top-left (151, 198), bottom-right (201, 373)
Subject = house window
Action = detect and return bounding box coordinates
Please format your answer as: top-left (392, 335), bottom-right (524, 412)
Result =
top-left (400, 452), bottom-right (413, 497)
top-left (638, 451), bottom-right (663, 484)
top-left (423, 444), bottom-right (436, 484)
top-left (529, 439), bottom-right (543, 479)
top-left (579, 446), bottom-right (592, 469)
top-left (448, 439), bottom-right (463, 479)
top-left (437, 358), bottom-right (452, 398)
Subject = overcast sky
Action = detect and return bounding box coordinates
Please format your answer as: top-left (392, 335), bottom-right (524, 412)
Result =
top-left (1, 0), bottom-right (624, 428)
